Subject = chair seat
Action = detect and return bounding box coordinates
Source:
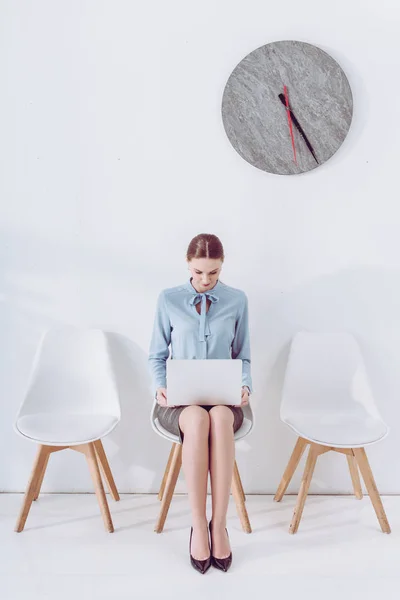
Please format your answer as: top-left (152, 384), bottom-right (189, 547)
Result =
top-left (15, 413), bottom-right (119, 445)
top-left (154, 418), bottom-right (180, 443)
top-left (234, 417), bottom-right (253, 441)
top-left (283, 411), bottom-right (388, 447)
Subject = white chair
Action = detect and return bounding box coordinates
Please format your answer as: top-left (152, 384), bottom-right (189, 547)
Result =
top-left (274, 331), bottom-right (391, 534)
top-left (14, 328), bottom-right (121, 533)
top-left (150, 400), bottom-right (254, 534)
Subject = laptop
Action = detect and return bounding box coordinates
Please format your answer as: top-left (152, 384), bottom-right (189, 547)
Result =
top-left (166, 359), bottom-right (243, 406)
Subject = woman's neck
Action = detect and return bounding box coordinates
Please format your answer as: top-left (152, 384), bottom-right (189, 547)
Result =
top-left (190, 278), bottom-right (218, 294)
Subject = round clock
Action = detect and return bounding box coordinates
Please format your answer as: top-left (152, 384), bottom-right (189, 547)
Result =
top-left (221, 40), bottom-right (353, 175)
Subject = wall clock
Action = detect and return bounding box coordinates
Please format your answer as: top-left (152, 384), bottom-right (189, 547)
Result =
top-left (221, 40), bottom-right (353, 175)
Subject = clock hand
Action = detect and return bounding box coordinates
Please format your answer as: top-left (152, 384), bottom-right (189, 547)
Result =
top-left (283, 85), bottom-right (297, 165)
top-left (278, 94), bottom-right (319, 165)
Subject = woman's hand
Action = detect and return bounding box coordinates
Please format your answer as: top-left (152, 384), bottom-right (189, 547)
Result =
top-left (241, 386), bottom-right (250, 406)
top-left (156, 387), bottom-right (168, 406)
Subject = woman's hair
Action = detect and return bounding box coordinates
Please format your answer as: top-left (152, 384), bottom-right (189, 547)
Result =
top-left (186, 233), bottom-right (225, 262)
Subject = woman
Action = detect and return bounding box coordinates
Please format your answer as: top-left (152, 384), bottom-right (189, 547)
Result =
top-left (148, 233), bottom-right (252, 574)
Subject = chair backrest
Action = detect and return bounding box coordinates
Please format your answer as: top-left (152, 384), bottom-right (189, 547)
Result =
top-left (281, 331), bottom-right (383, 421)
top-left (16, 328), bottom-right (121, 419)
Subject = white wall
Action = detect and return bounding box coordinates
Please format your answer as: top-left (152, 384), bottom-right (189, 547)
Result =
top-left (1, 0), bottom-right (400, 494)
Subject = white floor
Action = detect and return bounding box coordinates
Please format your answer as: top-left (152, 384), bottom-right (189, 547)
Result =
top-left (1, 493), bottom-right (399, 600)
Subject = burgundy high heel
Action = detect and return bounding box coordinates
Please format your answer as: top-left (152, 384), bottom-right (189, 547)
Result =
top-left (189, 527), bottom-right (211, 574)
top-left (209, 520), bottom-right (232, 572)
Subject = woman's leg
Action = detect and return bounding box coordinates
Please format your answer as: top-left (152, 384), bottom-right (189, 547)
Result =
top-left (179, 405), bottom-right (210, 560)
top-left (208, 405), bottom-right (235, 558)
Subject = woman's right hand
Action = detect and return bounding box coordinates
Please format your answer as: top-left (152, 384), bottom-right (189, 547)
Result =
top-left (156, 387), bottom-right (168, 406)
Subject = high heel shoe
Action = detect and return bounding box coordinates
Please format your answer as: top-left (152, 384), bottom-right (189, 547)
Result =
top-left (209, 520), bottom-right (232, 572)
top-left (189, 527), bottom-right (211, 574)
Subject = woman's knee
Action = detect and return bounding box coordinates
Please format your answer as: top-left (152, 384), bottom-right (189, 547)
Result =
top-left (179, 405), bottom-right (210, 434)
top-left (209, 405), bottom-right (234, 428)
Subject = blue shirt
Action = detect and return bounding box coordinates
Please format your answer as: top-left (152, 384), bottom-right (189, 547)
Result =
top-left (148, 277), bottom-right (253, 395)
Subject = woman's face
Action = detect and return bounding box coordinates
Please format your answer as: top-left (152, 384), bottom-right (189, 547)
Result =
top-left (188, 258), bottom-right (223, 292)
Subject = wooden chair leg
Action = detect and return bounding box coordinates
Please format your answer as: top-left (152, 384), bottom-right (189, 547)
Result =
top-left (15, 445), bottom-right (51, 532)
top-left (155, 443), bottom-right (182, 533)
top-left (33, 452), bottom-right (50, 501)
top-left (93, 439), bottom-right (120, 501)
top-left (353, 447), bottom-right (391, 534)
top-left (347, 451), bottom-right (363, 499)
top-left (231, 462), bottom-right (252, 533)
top-left (289, 443), bottom-right (319, 534)
top-left (233, 460), bottom-right (246, 503)
top-left (83, 443), bottom-right (114, 533)
top-left (158, 443), bottom-right (177, 501)
top-left (274, 437), bottom-right (308, 502)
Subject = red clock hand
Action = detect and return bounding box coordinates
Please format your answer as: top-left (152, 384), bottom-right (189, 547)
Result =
top-left (283, 85), bottom-right (297, 165)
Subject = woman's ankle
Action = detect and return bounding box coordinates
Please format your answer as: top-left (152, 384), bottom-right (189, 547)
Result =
top-left (210, 517), bottom-right (227, 530)
top-left (192, 516), bottom-right (208, 530)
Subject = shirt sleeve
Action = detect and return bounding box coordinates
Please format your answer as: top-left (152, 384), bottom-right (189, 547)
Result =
top-left (231, 293), bottom-right (253, 393)
top-left (148, 290), bottom-right (171, 395)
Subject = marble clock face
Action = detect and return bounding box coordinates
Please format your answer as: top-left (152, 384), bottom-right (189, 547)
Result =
top-left (221, 40), bottom-right (353, 175)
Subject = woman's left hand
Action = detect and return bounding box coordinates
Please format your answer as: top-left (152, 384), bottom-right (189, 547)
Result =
top-left (241, 386), bottom-right (249, 406)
